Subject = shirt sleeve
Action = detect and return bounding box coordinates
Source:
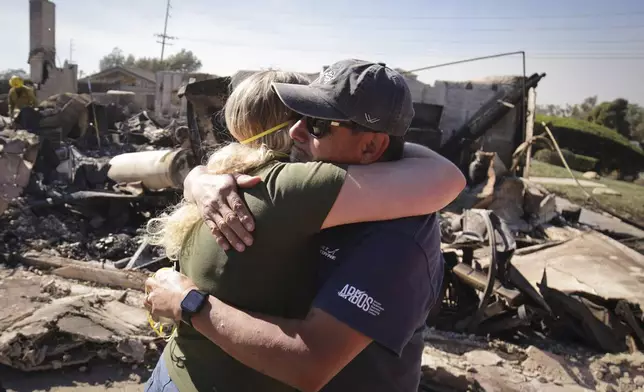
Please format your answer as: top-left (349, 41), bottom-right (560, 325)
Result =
top-left (8, 90), bottom-right (16, 114)
top-left (312, 229), bottom-right (440, 356)
top-left (265, 161), bottom-right (348, 237)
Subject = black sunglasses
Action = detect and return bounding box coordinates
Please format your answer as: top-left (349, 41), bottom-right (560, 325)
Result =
top-left (304, 117), bottom-right (361, 139)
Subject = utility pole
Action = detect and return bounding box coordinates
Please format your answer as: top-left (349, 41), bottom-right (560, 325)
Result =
top-left (69, 39), bottom-right (74, 63)
top-left (154, 0), bottom-right (176, 62)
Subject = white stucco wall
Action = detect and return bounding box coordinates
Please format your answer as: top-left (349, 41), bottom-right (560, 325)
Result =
top-left (402, 75), bottom-right (524, 166)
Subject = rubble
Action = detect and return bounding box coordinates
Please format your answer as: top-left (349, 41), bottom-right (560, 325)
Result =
top-left (0, 96), bottom-right (190, 378)
top-left (419, 328), bottom-right (644, 391)
top-left (510, 230), bottom-right (644, 308)
top-left (0, 265), bottom-right (156, 372)
top-left (435, 207), bottom-right (644, 350)
top-left (0, 129), bottom-right (40, 215)
top-left (2, 71), bottom-right (644, 391)
top-left (1, 99), bottom-right (186, 263)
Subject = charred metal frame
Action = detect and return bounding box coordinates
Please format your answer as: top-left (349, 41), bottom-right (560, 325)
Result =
top-left (430, 210), bottom-right (553, 337)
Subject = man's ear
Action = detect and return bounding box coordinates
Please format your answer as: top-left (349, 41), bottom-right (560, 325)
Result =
top-left (359, 133), bottom-right (390, 164)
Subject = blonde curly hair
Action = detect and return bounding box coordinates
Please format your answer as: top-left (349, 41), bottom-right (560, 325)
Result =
top-left (147, 70), bottom-right (310, 260)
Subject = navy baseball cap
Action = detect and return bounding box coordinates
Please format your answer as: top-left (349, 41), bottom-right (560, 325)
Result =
top-left (271, 59), bottom-right (414, 137)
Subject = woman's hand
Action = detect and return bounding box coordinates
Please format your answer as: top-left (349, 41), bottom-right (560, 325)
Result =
top-left (144, 268), bottom-right (198, 322)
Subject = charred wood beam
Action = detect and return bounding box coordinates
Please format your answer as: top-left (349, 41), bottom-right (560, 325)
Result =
top-left (125, 238), bottom-right (149, 270)
top-left (52, 264), bottom-right (147, 291)
top-left (11, 251), bottom-right (149, 291)
top-left (6, 189), bottom-right (178, 218)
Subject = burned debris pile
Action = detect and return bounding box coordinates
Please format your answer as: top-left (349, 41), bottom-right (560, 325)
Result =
top-left (0, 93), bottom-right (194, 265)
top-left (0, 93), bottom-right (194, 374)
top-left (430, 159), bottom-right (644, 357)
top-left (436, 208), bottom-right (644, 353)
top-left (0, 265), bottom-right (154, 372)
top-left (416, 70), bottom-right (644, 390)
top-left (419, 169), bottom-right (644, 390)
top-left (1, 74), bottom-right (643, 391)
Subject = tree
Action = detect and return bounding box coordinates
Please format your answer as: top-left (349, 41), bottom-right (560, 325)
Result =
top-left (99, 47), bottom-right (126, 71)
top-left (627, 103), bottom-right (644, 144)
top-left (98, 48), bottom-right (202, 73)
top-left (164, 49), bottom-right (202, 73)
top-left (536, 96), bottom-right (643, 143)
top-left (0, 68), bottom-right (28, 80)
top-left (536, 104), bottom-right (566, 117)
top-left (128, 56), bottom-right (166, 72)
top-left (536, 96), bottom-right (598, 120)
top-left (588, 98), bottom-right (631, 138)
top-left (580, 96), bottom-right (598, 114)
top-left (124, 54), bottom-right (136, 68)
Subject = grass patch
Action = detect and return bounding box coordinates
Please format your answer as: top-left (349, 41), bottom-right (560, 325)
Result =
top-left (529, 160), bottom-right (644, 224)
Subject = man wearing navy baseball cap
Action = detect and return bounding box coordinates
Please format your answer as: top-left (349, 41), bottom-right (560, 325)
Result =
top-left (145, 59), bottom-right (459, 392)
top-left (274, 59), bottom-right (414, 163)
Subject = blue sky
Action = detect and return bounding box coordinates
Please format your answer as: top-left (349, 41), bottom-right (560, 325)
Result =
top-left (2, 0), bottom-right (644, 106)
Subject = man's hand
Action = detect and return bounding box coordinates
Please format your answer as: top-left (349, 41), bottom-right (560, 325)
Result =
top-left (144, 268), bottom-right (198, 322)
top-left (183, 166), bottom-right (261, 252)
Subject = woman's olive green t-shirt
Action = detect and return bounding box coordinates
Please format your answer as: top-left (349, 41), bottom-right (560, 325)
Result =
top-left (164, 160), bottom-right (348, 392)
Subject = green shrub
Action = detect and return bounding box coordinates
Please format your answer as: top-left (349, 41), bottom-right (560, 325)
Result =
top-left (534, 115), bottom-right (644, 174)
top-left (533, 149), bottom-right (559, 165)
top-left (572, 154), bottom-right (599, 172)
top-left (533, 149), bottom-right (598, 172)
top-left (561, 149), bottom-right (576, 165)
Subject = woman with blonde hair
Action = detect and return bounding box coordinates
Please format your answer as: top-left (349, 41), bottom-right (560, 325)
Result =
top-left (144, 67), bottom-right (465, 392)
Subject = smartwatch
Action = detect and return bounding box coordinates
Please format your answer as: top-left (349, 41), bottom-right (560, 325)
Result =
top-left (180, 289), bottom-right (209, 327)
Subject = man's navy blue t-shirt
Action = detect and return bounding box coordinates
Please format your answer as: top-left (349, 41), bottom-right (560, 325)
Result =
top-left (313, 214), bottom-right (444, 392)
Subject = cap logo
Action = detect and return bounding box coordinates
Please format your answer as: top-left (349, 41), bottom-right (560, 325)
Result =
top-left (365, 113), bottom-right (380, 124)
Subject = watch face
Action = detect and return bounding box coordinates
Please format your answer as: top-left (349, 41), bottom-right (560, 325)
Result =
top-left (183, 290), bottom-right (206, 312)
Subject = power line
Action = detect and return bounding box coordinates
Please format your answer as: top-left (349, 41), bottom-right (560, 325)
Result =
top-left (336, 10), bottom-right (644, 20)
top-left (155, 0), bottom-right (176, 61)
top-left (175, 36), bottom-right (644, 56)
top-left (179, 35), bottom-right (644, 47)
top-left (400, 38), bottom-right (644, 45)
top-left (195, 10), bottom-right (644, 22)
top-left (176, 23), bottom-right (644, 39)
top-left (386, 24), bottom-right (644, 32)
top-left (404, 51), bottom-right (526, 74)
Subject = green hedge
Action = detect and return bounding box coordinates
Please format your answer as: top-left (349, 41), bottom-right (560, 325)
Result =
top-left (534, 115), bottom-right (644, 174)
top-left (535, 115), bottom-right (643, 153)
top-left (573, 154), bottom-right (600, 172)
top-left (533, 149), bottom-right (599, 172)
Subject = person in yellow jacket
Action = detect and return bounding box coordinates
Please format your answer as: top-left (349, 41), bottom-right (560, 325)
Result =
top-left (8, 75), bottom-right (38, 118)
